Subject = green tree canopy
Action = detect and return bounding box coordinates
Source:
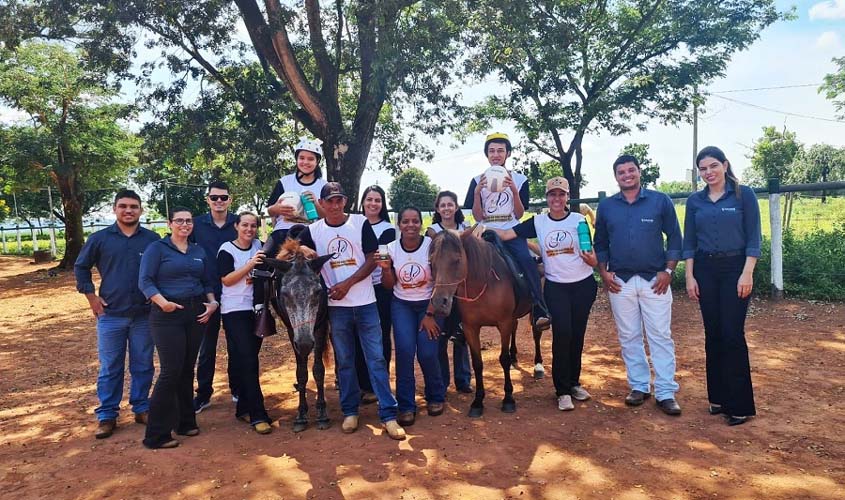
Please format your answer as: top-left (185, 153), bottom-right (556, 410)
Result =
top-left (388, 168), bottom-right (439, 213)
top-left (789, 144), bottom-right (845, 202)
top-left (619, 143), bottom-right (660, 188)
top-left (461, 0), bottom-right (786, 198)
top-left (656, 180), bottom-right (694, 194)
top-left (0, 42), bottom-right (137, 267)
top-left (821, 56), bottom-right (845, 118)
top-left (745, 126), bottom-right (802, 187)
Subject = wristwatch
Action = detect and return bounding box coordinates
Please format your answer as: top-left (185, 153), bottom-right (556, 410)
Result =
top-left (664, 267), bottom-right (674, 275)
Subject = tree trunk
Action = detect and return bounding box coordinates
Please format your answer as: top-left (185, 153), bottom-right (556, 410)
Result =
top-left (50, 170), bottom-right (84, 269)
top-left (322, 135), bottom-right (375, 210)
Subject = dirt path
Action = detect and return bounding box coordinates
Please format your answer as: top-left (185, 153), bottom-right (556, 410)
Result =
top-left (0, 255), bottom-right (843, 499)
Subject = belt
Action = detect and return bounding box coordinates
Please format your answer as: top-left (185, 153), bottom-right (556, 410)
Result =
top-left (696, 250), bottom-right (744, 259)
top-left (483, 215), bottom-right (513, 222)
top-left (167, 294), bottom-right (206, 305)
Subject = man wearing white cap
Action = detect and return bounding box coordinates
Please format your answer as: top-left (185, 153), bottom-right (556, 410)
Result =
top-left (463, 132), bottom-right (551, 329)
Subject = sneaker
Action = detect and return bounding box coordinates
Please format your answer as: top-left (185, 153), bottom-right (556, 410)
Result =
top-left (557, 395), bottom-right (575, 411)
top-left (134, 412), bottom-right (149, 425)
top-left (193, 398), bottom-right (211, 414)
top-left (531, 306), bottom-right (551, 331)
top-left (570, 386), bottom-right (591, 402)
top-left (383, 420), bottom-right (407, 440)
top-left (341, 415), bottom-right (359, 434)
top-left (253, 422), bottom-right (272, 435)
top-left (95, 419), bottom-right (116, 439)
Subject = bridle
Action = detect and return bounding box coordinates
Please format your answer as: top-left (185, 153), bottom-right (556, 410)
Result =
top-left (432, 268), bottom-right (500, 302)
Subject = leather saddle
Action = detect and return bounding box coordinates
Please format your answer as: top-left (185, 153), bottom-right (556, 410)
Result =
top-left (480, 229), bottom-right (532, 300)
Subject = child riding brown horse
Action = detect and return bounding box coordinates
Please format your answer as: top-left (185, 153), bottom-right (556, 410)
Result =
top-left (429, 229), bottom-right (532, 417)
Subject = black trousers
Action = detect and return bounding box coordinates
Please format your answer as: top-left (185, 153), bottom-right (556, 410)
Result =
top-left (195, 308), bottom-right (240, 402)
top-left (694, 255), bottom-right (756, 416)
top-left (355, 285), bottom-right (393, 392)
top-left (144, 297), bottom-right (205, 447)
top-left (222, 310), bottom-right (269, 424)
top-left (544, 276), bottom-right (598, 397)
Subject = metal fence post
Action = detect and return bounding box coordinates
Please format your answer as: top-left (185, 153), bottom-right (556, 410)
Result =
top-left (768, 178), bottom-right (784, 299)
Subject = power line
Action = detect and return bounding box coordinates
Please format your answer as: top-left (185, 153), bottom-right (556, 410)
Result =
top-left (710, 94), bottom-right (845, 124)
top-left (710, 83), bottom-right (821, 94)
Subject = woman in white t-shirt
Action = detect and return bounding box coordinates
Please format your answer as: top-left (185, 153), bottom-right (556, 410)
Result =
top-left (354, 185), bottom-right (396, 403)
top-left (217, 212), bottom-right (272, 434)
top-left (378, 207), bottom-right (445, 427)
top-left (496, 177), bottom-right (598, 412)
top-left (425, 190), bottom-right (472, 394)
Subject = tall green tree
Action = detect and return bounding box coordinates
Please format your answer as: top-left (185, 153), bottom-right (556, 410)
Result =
top-left (821, 56), bottom-right (845, 118)
top-left (2, 0), bottom-right (466, 206)
top-left (789, 144), bottom-right (845, 202)
top-left (388, 168), bottom-right (439, 213)
top-left (619, 143), bottom-right (660, 188)
top-left (0, 42), bottom-right (137, 267)
top-left (745, 126), bottom-right (802, 187)
top-left (462, 0), bottom-right (786, 199)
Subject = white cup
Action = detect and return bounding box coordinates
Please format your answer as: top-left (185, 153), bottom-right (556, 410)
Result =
top-left (484, 165), bottom-right (509, 193)
top-left (378, 244), bottom-right (389, 260)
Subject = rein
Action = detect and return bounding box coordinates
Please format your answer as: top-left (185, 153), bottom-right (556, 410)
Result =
top-left (434, 268), bottom-right (500, 303)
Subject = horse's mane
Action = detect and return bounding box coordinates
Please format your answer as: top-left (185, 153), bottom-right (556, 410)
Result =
top-left (459, 230), bottom-right (492, 281)
top-left (276, 238), bottom-right (318, 261)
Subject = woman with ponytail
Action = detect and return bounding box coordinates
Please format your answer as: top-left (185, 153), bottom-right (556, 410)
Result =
top-left (683, 146), bottom-right (762, 426)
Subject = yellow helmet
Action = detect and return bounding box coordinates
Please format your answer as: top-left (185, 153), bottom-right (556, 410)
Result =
top-left (484, 132), bottom-right (512, 155)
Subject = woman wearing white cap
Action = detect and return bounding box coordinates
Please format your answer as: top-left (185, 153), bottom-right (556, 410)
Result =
top-left (494, 177), bottom-right (599, 412)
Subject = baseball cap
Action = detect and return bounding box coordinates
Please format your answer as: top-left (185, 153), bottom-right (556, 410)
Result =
top-left (545, 177), bottom-right (570, 194)
top-left (320, 182), bottom-right (347, 200)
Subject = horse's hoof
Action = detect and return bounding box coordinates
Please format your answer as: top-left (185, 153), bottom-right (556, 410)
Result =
top-left (533, 363), bottom-right (545, 379)
top-left (501, 401), bottom-right (516, 413)
top-left (316, 419), bottom-right (331, 430)
top-left (292, 421), bottom-right (308, 433)
top-left (468, 406), bottom-right (484, 418)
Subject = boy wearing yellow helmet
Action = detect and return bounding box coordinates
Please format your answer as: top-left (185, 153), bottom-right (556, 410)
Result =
top-left (463, 133), bottom-right (551, 330)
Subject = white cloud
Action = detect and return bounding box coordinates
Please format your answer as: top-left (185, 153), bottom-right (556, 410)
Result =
top-left (815, 31), bottom-right (842, 49)
top-left (809, 1), bottom-right (845, 20)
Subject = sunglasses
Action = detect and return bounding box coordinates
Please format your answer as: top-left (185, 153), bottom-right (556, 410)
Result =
top-left (208, 195), bottom-right (230, 202)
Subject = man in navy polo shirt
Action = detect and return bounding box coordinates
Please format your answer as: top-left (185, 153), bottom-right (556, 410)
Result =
top-left (74, 189), bottom-right (161, 439)
top-left (191, 180), bottom-right (238, 413)
top-left (594, 155), bottom-right (683, 415)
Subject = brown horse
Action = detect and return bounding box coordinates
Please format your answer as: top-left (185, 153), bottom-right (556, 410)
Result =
top-left (264, 239), bottom-right (333, 432)
top-left (429, 229), bottom-right (532, 417)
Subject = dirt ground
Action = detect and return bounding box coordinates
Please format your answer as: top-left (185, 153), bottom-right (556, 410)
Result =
top-left (0, 255), bottom-right (843, 500)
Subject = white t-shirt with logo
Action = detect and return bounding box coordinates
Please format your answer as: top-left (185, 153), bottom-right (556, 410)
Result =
top-left (217, 239), bottom-right (262, 314)
top-left (301, 214), bottom-right (377, 307)
top-left (470, 171), bottom-right (528, 229)
top-left (266, 174), bottom-right (327, 231)
top-left (427, 221), bottom-right (467, 234)
top-left (387, 236), bottom-right (434, 302)
top-left (513, 212), bottom-right (594, 284)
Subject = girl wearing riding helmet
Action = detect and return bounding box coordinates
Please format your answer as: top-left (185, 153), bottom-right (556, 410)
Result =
top-left (425, 191), bottom-right (472, 394)
top-left (255, 138), bottom-right (328, 310)
top-left (355, 185), bottom-right (396, 404)
top-left (379, 206), bottom-right (445, 427)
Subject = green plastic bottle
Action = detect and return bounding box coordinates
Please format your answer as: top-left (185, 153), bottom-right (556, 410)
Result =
top-left (577, 220), bottom-right (592, 252)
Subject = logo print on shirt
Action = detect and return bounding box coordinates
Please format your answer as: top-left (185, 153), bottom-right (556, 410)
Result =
top-left (721, 207), bottom-right (736, 212)
top-left (484, 191), bottom-right (512, 214)
top-left (545, 230), bottom-right (575, 256)
top-left (328, 236), bottom-right (356, 269)
top-left (398, 262), bottom-right (428, 289)
top-left (641, 218), bottom-right (654, 223)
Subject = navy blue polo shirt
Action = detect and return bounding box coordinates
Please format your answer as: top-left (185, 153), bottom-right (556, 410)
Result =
top-left (594, 188), bottom-right (683, 282)
top-left (74, 223), bottom-right (161, 317)
top-left (190, 212), bottom-right (237, 297)
top-left (139, 235), bottom-right (214, 300)
top-left (682, 183), bottom-right (762, 259)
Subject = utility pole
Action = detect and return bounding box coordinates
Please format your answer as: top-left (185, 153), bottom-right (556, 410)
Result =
top-left (692, 86), bottom-right (699, 191)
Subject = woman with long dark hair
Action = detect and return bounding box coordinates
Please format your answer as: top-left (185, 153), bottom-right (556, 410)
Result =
top-left (684, 146), bottom-right (762, 426)
top-left (139, 207), bottom-right (217, 449)
top-left (355, 185), bottom-right (396, 403)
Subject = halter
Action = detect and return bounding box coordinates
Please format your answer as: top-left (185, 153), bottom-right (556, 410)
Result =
top-left (433, 268), bottom-right (500, 302)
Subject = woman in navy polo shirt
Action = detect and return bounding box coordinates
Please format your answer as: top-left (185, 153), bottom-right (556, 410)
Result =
top-left (683, 146), bottom-right (762, 426)
top-left (139, 207), bottom-right (218, 448)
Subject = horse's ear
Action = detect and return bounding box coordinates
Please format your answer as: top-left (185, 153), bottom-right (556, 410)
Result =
top-left (308, 254), bottom-right (333, 273)
top-left (264, 257), bottom-right (293, 273)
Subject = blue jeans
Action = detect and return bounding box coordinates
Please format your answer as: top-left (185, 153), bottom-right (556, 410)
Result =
top-left (95, 313), bottom-right (154, 421)
top-left (438, 304), bottom-right (471, 389)
top-left (503, 237), bottom-right (545, 310)
top-left (392, 298), bottom-right (445, 414)
top-left (329, 303), bottom-right (398, 422)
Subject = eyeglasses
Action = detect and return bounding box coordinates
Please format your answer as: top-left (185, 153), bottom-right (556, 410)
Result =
top-left (171, 218), bottom-right (194, 225)
top-left (208, 195), bottom-right (230, 202)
